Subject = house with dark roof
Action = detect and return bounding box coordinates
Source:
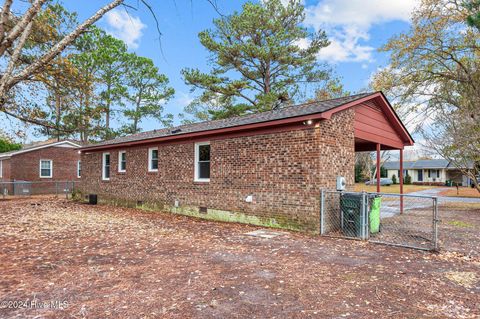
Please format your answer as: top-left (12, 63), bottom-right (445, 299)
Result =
top-left (0, 140), bottom-right (82, 194)
top-left (79, 92), bottom-right (414, 232)
top-left (384, 159), bottom-right (474, 186)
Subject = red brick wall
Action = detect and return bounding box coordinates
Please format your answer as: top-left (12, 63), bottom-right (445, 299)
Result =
top-left (0, 158), bottom-right (11, 182)
top-left (9, 146), bottom-right (80, 182)
top-left (79, 110), bottom-right (355, 232)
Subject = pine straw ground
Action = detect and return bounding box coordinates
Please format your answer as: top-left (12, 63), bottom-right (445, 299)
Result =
top-left (0, 197), bottom-right (479, 319)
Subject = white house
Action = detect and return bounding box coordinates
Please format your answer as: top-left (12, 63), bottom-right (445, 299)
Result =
top-left (383, 159), bottom-right (473, 186)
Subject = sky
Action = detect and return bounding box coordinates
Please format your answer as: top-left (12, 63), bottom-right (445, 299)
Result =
top-left (21, 0), bottom-right (422, 156)
top-left (59, 0), bottom-right (417, 123)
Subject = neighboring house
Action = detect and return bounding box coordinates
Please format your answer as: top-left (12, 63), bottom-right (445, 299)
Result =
top-left (79, 92), bottom-right (414, 232)
top-left (384, 159), bottom-right (473, 186)
top-left (0, 140), bottom-right (82, 192)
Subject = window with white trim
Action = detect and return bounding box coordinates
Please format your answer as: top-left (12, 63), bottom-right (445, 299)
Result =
top-left (118, 151), bottom-right (126, 172)
top-left (428, 169), bottom-right (440, 178)
top-left (194, 142), bottom-right (210, 182)
top-left (40, 159), bottom-right (52, 178)
top-left (148, 147), bottom-right (158, 172)
top-left (102, 153), bottom-right (110, 180)
top-left (77, 160), bottom-right (81, 178)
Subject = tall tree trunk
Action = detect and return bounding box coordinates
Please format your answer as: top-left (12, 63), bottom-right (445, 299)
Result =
top-left (105, 82), bottom-right (111, 139)
top-left (54, 80), bottom-right (61, 141)
top-left (133, 95), bottom-right (141, 134)
top-left (132, 87), bottom-right (143, 134)
top-left (265, 61), bottom-right (271, 94)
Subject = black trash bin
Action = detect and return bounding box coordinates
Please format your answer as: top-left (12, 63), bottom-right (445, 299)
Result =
top-left (340, 193), bottom-right (363, 237)
top-left (88, 194), bottom-right (97, 205)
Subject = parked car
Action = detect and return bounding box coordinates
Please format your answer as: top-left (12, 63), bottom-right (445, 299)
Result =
top-left (365, 178), bottom-right (393, 186)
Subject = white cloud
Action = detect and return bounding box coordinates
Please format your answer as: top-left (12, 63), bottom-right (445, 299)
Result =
top-left (280, 0), bottom-right (305, 6)
top-left (104, 9), bottom-right (146, 49)
top-left (177, 92), bottom-right (194, 107)
top-left (304, 0), bottom-right (418, 63)
top-left (293, 37), bottom-right (311, 50)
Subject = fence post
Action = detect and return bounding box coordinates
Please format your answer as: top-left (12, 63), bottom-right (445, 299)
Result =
top-left (433, 197), bottom-right (439, 251)
top-left (361, 191), bottom-right (366, 240)
top-left (320, 189), bottom-right (325, 235)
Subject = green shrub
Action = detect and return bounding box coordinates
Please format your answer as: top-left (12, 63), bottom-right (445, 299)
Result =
top-left (392, 174), bottom-right (397, 184)
top-left (404, 174), bottom-right (412, 185)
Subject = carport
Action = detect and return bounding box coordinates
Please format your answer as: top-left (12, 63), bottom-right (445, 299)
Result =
top-left (343, 93), bottom-right (415, 211)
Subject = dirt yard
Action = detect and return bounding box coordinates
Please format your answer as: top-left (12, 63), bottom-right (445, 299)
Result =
top-left (0, 198), bottom-right (479, 318)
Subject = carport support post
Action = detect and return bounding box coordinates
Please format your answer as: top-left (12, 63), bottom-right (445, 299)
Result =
top-left (400, 149), bottom-right (404, 214)
top-left (376, 143), bottom-right (381, 193)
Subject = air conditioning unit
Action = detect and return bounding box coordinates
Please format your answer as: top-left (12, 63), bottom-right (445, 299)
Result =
top-left (336, 176), bottom-right (346, 191)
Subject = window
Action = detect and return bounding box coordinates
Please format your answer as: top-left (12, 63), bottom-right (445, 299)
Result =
top-left (118, 151), bottom-right (126, 172)
top-left (148, 147), bottom-right (158, 172)
top-left (429, 169), bottom-right (439, 178)
top-left (39, 160), bottom-right (52, 178)
top-left (195, 142), bottom-right (210, 182)
top-left (398, 169), bottom-right (408, 177)
top-left (102, 153), bottom-right (110, 180)
top-left (77, 160), bottom-right (81, 178)
top-left (0, 160), bottom-right (2, 178)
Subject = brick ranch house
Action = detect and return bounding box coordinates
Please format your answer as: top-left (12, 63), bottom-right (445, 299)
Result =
top-left (0, 140), bottom-right (81, 194)
top-left (384, 159), bottom-right (475, 186)
top-left (79, 92), bottom-right (414, 232)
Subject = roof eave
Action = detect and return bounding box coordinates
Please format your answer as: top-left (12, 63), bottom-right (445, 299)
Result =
top-left (81, 92), bottom-right (414, 152)
top-left (0, 140), bottom-right (81, 158)
top-left (81, 112), bottom-right (332, 152)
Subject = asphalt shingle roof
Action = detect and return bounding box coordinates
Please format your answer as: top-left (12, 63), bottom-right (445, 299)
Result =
top-left (84, 92), bottom-right (375, 148)
top-left (384, 159), bottom-right (453, 170)
top-left (0, 139), bottom-right (81, 159)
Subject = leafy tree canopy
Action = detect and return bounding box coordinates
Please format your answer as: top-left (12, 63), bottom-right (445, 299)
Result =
top-left (182, 0), bottom-right (333, 120)
top-left (372, 0), bottom-right (480, 192)
top-left (0, 138), bottom-right (21, 153)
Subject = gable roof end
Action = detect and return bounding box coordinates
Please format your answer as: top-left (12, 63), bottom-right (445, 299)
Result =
top-left (0, 140), bottom-right (81, 160)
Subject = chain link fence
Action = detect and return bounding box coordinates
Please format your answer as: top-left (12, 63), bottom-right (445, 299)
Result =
top-left (320, 190), bottom-right (439, 251)
top-left (0, 181), bottom-right (79, 198)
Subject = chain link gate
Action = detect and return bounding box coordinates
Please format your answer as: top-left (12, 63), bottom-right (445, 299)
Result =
top-left (320, 190), bottom-right (439, 251)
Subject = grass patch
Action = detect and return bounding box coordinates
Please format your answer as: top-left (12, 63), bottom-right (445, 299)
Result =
top-left (440, 187), bottom-right (480, 198)
top-left (445, 220), bottom-right (474, 228)
top-left (354, 183), bottom-right (442, 194)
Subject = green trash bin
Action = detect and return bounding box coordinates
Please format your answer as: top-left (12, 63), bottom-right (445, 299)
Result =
top-left (446, 180), bottom-right (452, 187)
top-left (369, 196), bottom-right (381, 234)
top-left (340, 193), bottom-right (363, 237)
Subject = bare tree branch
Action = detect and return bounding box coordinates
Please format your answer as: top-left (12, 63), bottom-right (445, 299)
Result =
top-left (0, 0), bottom-right (48, 56)
top-left (0, 21), bottom-right (32, 93)
top-left (6, 0), bottom-right (124, 94)
top-left (0, 0), bottom-right (14, 44)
